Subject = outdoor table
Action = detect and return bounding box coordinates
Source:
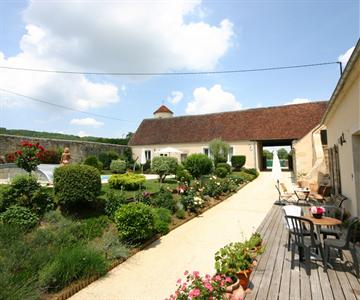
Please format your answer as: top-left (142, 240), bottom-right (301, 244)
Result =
top-left (303, 214), bottom-right (342, 237)
top-left (302, 214), bottom-right (342, 267)
top-left (294, 188), bottom-right (310, 204)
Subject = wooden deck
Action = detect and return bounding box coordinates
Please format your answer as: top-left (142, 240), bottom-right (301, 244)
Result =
top-left (246, 205), bottom-right (360, 300)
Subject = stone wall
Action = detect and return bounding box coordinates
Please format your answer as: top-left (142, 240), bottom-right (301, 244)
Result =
top-left (0, 134), bottom-right (129, 163)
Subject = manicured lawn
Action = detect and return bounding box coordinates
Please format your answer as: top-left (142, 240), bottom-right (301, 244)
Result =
top-left (101, 178), bottom-right (179, 199)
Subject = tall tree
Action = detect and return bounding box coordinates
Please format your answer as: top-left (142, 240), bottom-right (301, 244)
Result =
top-left (209, 138), bottom-right (230, 166)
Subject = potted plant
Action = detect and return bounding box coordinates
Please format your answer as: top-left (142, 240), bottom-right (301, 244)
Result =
top-left (167, 271), bottom-right (237, 300)
top-left (244, 232), bottom-right (265, 259)
top-left (214, 242), bottom-right (255, 290)
top-left (310, 206), bottom-right (325, 219)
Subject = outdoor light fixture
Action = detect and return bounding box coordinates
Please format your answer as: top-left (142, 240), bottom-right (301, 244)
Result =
top-left (338, 132), bottom-right (346, 146)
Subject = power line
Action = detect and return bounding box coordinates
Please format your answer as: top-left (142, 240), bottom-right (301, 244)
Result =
top-left (0, 61), bottom-right (340, 76)
top-left (0, 88), bottom-right (135, 123)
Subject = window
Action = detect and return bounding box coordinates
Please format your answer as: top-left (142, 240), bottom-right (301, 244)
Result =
top-left (203, 148), bottom-right (210, 157)
top-left (145, 150), bottom-right (151, 161)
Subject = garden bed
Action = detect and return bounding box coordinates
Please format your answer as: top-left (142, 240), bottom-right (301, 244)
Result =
top-left (42, 181), bottom-right (248, 300)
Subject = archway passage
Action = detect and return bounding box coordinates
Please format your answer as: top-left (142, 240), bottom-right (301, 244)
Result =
top-left (257, 139), bottom-right (294, 171)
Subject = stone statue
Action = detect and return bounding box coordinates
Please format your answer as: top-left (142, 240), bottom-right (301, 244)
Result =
top-left (60, 147), bottom-right (71, 166)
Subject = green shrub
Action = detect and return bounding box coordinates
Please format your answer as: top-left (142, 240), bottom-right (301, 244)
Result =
top-left (243, 168), bottom-right (259, 177)
top-left (108, 173), bottom-right (146, 190)
top-left (236, 171), bottom-right (255, 182)
top-left (153, 208), bottom-right (172, 235)
top-left (231, 155), bottom-right (246, 171)
top-left (216, 163), bottom-right (231, 173)
top-left (39, 244), bottom-right (107, 292)
top-left (176, 165), bottom-right (192, 184)
top-left (227, 174), bottom-right (244, 185)
top-left (134, 191), bottom-right (152, 205)
top-left (183, 154), bottom-right (213, 179)
top-left (153, 188), bottom-right (175, 212)
top-left (1, 175), bottom-right (55, 215)
top-left (151, 156), bottom-right (178, 183)
top-left (175, 208), bottom-right (186, 219)
top-left (104, 190), bottom-right (127, 219)
top-left (7, 174), bottom-right (40, 205)
top-left (98, 151), bottom-right (120, 170)
top-left (203, 178), bottom-right (223, 198)
top-left (215, 167), bottom-right (229, 178)
top-left (53, 164), bottom-right (101, 210)
top-left (84, 156), bottom-right (103, 171)
top-left (114, 202), bottom-right (155, 244)
top-left (1, 205), bottom-right (39, 230)
top-left (110, 159), bottom-right (127, 174)
top-left (91, 230), bottom-right (129, 260)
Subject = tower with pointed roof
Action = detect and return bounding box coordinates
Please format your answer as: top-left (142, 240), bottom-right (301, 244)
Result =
top-left (153, 105), bottom-right (174, 119)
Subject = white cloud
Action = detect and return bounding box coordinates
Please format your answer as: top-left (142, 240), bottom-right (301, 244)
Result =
top-left (284, 98), bottom-right (311, 105)
top-left (70, 117), bottom-right (104, 128)
top-left (338, 46), bottom-right (355, 66)
top-left (186, 84), bottom-right (242, 114)
top-left (1, 1), bottom-right (233, 111)
top-left (167, 91), bottom-right (184, 105)
top-left (77, 130), bottom-right (89, 137)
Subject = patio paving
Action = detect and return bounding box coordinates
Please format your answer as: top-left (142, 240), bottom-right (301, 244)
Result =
top-left (70, 172), bottom-right (285, 300)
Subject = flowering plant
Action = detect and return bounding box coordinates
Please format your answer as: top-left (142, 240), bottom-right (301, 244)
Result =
top-left (14, 141), bottom-right (45, 173)
top-left (310, 206), bottom-right (325, 215)
top-left (167, 271), bottom-right (231, 300)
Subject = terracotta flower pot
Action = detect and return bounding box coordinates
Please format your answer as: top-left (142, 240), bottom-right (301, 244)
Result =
top-left (225, 278), bottom-right (244, 300)
top-left (236, 269), bottom-right (252, 290)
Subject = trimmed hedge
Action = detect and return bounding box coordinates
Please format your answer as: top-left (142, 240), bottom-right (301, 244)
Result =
top-left (110, 159), bottom-right (127, 174)
top-left (231, 155), bottom-right (246, 171)
top-left (98, 151), bottom-right (119, 170)
top-left (183, 154), bottom-right (213, 179)
top-left (114, 202), bottom-right (155, 244)
top-left (53, 164), bottom-right (101, 209)
top-left (108, 173), bottom-right (146, 190)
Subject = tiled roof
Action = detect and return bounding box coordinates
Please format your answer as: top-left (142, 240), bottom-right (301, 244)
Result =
top-left (153, 105), bottom-right (173, 114)
top-left (129, 101), bottom-right (328, 146)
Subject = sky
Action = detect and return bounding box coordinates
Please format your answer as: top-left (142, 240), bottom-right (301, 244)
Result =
top-left (0, 0), bottom-right (358, 138)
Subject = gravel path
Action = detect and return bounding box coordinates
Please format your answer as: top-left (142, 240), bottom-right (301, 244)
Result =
top-left (70, 172), bottom-right (288, 300)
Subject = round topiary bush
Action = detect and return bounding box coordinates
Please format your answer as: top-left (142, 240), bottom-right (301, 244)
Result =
top-left (216, 163), bottom-right (231, 173)
top-left (110, 159), bottom-right (127, 174)
top-left (183, 153), bottom-right (213, 179)
top-left (83, 156), bottom-right (103, 171)
top-left (108, 173), bottom-right (146, 190)
top-left (215, 167), bottom-right (229, 178)
top-left (231, 155), bottom-right (246, 171)
top-left (0, 205), bottom-right (39, 230)
top-left (53, 164), bottom-right (101, 209)
top-left (114, 202), bottom-right (155, 244)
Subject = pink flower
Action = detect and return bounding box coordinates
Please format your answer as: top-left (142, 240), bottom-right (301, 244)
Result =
top-left (204, 282), bottom-right (213, 292)
top-left (225, 277), bottom-right (233, 283)
top-left (193, 271), bottom-right (200, 278)
top-left (176, 278), bottom-right (181, 284)
top-left (189, 288), bottom-right (201, 297)
top-left (215, 275), bottom-right (222, 281)
top-left (205, 274), bottom-right (211, 280)
top-left (184, 270), bottom-right (189, 276)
